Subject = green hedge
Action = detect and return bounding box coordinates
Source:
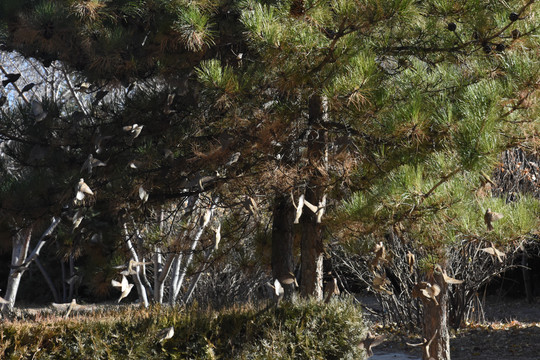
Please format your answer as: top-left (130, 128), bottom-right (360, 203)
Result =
top-left (0, 298), bottom-right (368, 359)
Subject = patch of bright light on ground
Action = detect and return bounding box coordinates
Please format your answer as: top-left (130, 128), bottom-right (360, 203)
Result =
top-left (371, 352), bottom-right (420, 360)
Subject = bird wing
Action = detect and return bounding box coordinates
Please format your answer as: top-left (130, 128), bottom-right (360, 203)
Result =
top-left (372, 274), bottom-right (388, 287)
top-left (273, 278), bottom-right (284, 296)
top-left (494, 247), bottom-right (506, 257)
top-left (157, 327), bottom-right (174, 342)
top-left (481, 247), bottom-right (496, 256)
top-left (370, 334), bottom-right (386, 348)
top-left (293, 194), bottom-right (305, 224)
top-left (79, 183), bottom-right (93, 195)
top-left (491, 212), bottom-right (504, 221)
top-left (443, 273), bottom-right (464, 284)
top-left (303, 198), bottom-right (318, 214)
top-left (120, 275), bottom-right (129, 291)
top-left (76, 191), bottom-right (85, 201)
top-left (31, 100), bottom-right (43, 116)
top-left (139, 186), bottom-right (148, 201)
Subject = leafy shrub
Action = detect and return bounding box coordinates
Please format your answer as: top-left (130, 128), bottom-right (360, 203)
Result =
top-left (0, 298), bottom-right (367, 359)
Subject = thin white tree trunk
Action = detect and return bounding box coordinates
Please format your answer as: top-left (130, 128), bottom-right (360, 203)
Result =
top-left (68, 254), bottom-right (75, 300)
top-left (154, 208), bottom-right (165, 303)
top-left (11, 217), bottom-right (61, 275)
top-left (154, 248), bottom-right (163, 303)
top-left (133, 225), bottom-right (153, 299)
top-left (182, 251), bottom-right (210, 305)
top-left (139, 257), bottom-right (154, 299)
top-left (61, 259), bottom-right (67, 302)
top-left (183, 217), bottom-right (221, 304)
top-left (123, 223), bottom-right (149, 307)
top-left (172, 198), bottom-right (217, 303)
top-left (168, 255), bottom-right (182, 305)
top-left (166, 195), bottom-right (200, 305)
top-left (183, 267), bottom-right (205, 305)
top-left (3, 217), bottom-right (61, 311)
top-left (2, 227), bottom-right (32, 310)
top-left (35, 257), bottom-right (60, 303)
top-left (157, 254), bottom-right (175, 304)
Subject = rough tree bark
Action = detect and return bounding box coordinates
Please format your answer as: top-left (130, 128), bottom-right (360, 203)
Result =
top-left (422, 270), bottom-right (451, 360)
top-left (271, 194), bottom-right (296, 299)
top-left (300, 94), bottom-right (326, 300)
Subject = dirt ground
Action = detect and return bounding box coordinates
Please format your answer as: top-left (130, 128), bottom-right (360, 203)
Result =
top-left (367, 296), bottom-right (540, 360)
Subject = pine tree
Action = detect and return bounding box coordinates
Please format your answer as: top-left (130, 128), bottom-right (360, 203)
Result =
top-left (0, 1), bottom-right (260, 307)
top-left (233, 1), bottom-right (540, 358)
top-left (2, 1), bottom-right (540, 358)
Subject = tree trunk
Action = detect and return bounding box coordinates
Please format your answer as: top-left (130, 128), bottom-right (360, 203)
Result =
top-left (271, 194), bottom-right (296, 299)
top-left (183, 216), bottom-right (222, 305)
top-left (521, 251), bottom-right (534, 304)
top-left (299, 94), bottom-right (326, 300)
top-left (123, 222), bottom-right (149, 308)
top-left (422, 271), bottom-right (451, 360)
top-left (171, 199), bottom-right (217, 303)
top-left (35, 257), bottom-right (60, 303)
top-left (4, 217), bottom-right (62, 307)
top-left (154, 208), bottom-right (165, 303)
top-left (68, 254), bottom-right (75, 300)
top-left (157, 254), bottom-right (174, 304)
top-left (2, 227), bottom-right (33, 311)
top-left (169, 255), bottom-right (182, 305)
top-left (61, 259), bottom-right (68, 302)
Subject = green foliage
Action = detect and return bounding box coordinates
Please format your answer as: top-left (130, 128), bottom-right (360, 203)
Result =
top-left (240, 1), bottom-right (286, 48)
top-left (32, 1), bottom-right (68, 23)
top-left (196, 59), bottom-right (240, 94)
top-left (173, 5), bottom-right (215, 51)
top-left (0, 300), bottom-right (367, 359)
top-left (238, 298), bottom-right (367, 359)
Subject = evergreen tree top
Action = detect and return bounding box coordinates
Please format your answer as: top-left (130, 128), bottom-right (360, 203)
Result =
top-left (0, 0), bottom-right (237, 82)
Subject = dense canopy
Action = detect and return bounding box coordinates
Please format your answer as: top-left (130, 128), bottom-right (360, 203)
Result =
top-left (1, 1), bottom-right (539, 359)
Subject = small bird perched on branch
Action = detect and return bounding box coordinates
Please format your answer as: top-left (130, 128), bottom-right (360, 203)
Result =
top-left (484, 208), bottom-right (503, 231)
top-left (21, 82), bottom-right (35, 94)
top-left (138, 186), bottom-right (149, 202)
